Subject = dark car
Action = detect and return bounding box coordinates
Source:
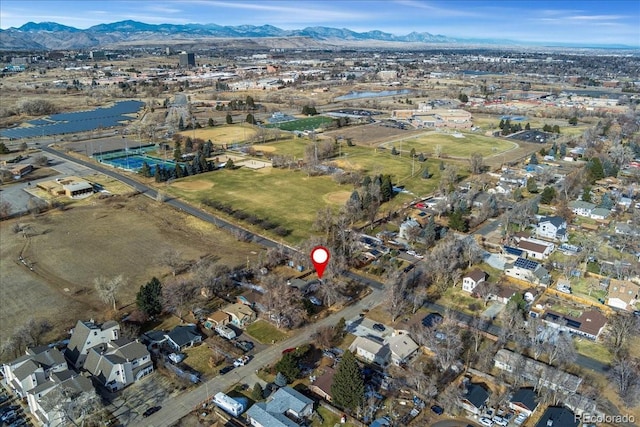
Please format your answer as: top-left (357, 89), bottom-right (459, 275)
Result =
top-left (633, 310), bottom-right (640, 318)
top-left (372, 323), bottom-right (385, 332)
top-left (234, 340), bottom-right (254, 352)
top-left (431, 405), bottom-right (444, 415)
top-left (219, 365), bottom-right (235, 375)
top-left (142, 406), bottom-right (161, 417)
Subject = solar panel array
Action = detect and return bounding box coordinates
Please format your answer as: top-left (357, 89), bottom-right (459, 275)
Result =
top-left (0, 100), bottom-right (144, 139)
top-left (504, 245), bottom-right (524, 256)
top-left (514, 257), bottom-right (539, 270)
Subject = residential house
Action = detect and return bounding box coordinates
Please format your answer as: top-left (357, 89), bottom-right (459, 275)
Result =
top-left (385, 334), bottom-right (419, 366)
top-left (517, 238), bottom-right (554, 260)
top-left (399, 218), bottom-right (421, 241)
top-left (606, 279), bottom-right (639, 311)
top-left (459, 383), bottom-right (489, 415)
top-left (493, 285), bottom-right (518, 304)
top-left (542, 309), bottom-right (608, 340)
top-left (26, 371), bottom-right (96, 427)
top-left (83, 339), bottom-right (153, 391)
top-left (614, 222), bottom-right (640, 236)
top-left (165, 324), bottom-right (202, 351)
top-left (65, 320), bottom-right (120, 369)
top-left (494, 349), bottom-right (582, 393)
top-left (535, 216), bottom-right (568, 242)
top-left (590, 207), bottom-right (611, 220)
top-left (308, 366), bottom-right (335, 402)
top-left (569, 200), bottom-right (596, 217)
top-left (349, 336), bottom-right (390, 367)
top-left (2, 347), bottom-right (68, 398)
top-left (223, 303), bottom-right (257, 328)
top-left (534, 406), bottom-right (578, 427)
top-left (462, 268), bottom-right (487, 293)
top-left (141, 330), bottom-right (168, 347)
top-left (246, 386), bottom-right (314, 427)
top-left (508, 388), bottom-right (539, 417)
top-left (203, 311), bottom-right (231, 330)
top-left (504, 258), bottom-right (551, 286)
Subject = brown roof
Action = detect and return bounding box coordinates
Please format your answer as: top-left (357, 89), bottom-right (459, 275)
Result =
top-left (207, 311), bottom-right (230, 323)
top-left (465, 268), bottom-right (487, 283)
top-left (607, 280), bottom-right (639, 305)
top-left (311, 366), bottom-right (335, 398)
top-left (517, 240), bottom-right (547, 254)
top-left (577, 310), bottom-right (608, 337)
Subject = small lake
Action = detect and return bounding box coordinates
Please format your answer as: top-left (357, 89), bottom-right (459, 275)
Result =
top-left (334, 89), bottom-right (413, 101)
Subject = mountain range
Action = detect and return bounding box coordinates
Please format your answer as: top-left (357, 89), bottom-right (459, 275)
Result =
top-left (0, 20), bottom-right (493, 51)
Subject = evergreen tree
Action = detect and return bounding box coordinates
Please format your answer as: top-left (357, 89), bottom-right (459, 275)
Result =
top-left (252, 382), bottom-right (264, 401)
top-left (331, 350), bottom-right (364, 412)
top-left (559, 143), bottom-right (567, 157)
top-left (499, 119), bottom-right (505, 129)
top-left (175, 163), bottom-right (185, 178)
top-left (225, 158), bottom-right (235, 169)
top-left (246, 95), bottom-right (255, 109)
top-left (178, 116), bottom-right (185, 131)
top-left (529, 153), bottom-right (538, 165)
top-left (391, 146), bottom-right (398, 156)
top-left (139, 161), bottom-right (152, 177)
top-left (136, 277), bottom-right (163, 317)
top-left (410, 148), bottom-right (416, 158)
top-left (540, 186), bottom-right (556, 204)
top-left (380, 175), bottom-right (393, 201)
top-left (439, 160), bottom-right (445, 171)
top-left (246, 113), bottom-right (256, 124)
top-left (208, 117), bottom-right (215, 127)
top-left (424, 216), bottom-right (436, 247)
top-left (422, 167), bottom-right (430, 179)
top-left (226, 112), bottom-right (233, 124)
top-left (203, 141), bottom-right (213, 158)
top-left (448, 209), bottom-right (468, 232)
top-left (185, 137), bottom-right (193, 153)
top-left (274, 372), bottom-right (288, 388)
top-left (599, 192), bottom-right (614, 209)
top-left (587, 157), bottom-right (604, 183)
top-left (0, 142), bottom-right (9, 154)
top-left (569, 116), bottom-right (578, 125)
top-left (513, 188), bottom-right (523, 202)
top-left (173, 141), bottom-right (182, 162)
top-left (418, 152), bottom-right (426, 162)
top-left (581, 186), bottom-right (592, 202)
top-left (274, 353), bottom-right (300, 383)
top-left (525, 122), bottom-right (531, 130)
top-left (362, 175), bottom-right (371, 188)
top-left (552, 125), bottom-right (560, 134)
top-left (526, 177), bottom-right (538, 193)
top-left (349, 190), bottom-right (361, 208)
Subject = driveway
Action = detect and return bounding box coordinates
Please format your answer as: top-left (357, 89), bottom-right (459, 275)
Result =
top-left (481, 303), bottom-right (504, 320)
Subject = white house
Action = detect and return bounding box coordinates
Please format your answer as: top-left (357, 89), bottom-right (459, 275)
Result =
top-left (246, 386), bottom-right (314, 427)
top-left (349, 336), bottom-right (390, 367)
top-left (385, 334), bottom-right (419, 366)
top-left (2, 346), bottom-right (68, 398)
top-left (504, 258), bottom-right (550, 286)
top-left (535, 216), bottom-right (568, 242)
top-left (606, 280), bottom-right (639, 311)
top-left (83, 340), bottom-right (153, 391)
top-left (462, 268), bottom-right (487, 293)
top-left (65, 320), bottom-right (120, 369)
top-left (589, 207), bottom-right (611, 220)
top-left (569, 200), bottom-right (595, 217)
top-left (517, 238), bottom-right (554, 260)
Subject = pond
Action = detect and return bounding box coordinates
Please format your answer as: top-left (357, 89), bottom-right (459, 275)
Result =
top-left (334, 89), bottom-right (413, 101)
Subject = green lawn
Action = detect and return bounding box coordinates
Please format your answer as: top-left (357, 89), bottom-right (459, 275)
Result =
top-left (245, 320), bottom-right (289, 344)
top-left (574, 338), bottom-right (613, 364)
top-left (265, 116), bottom-right (335, 131)
top-left (379, 131), bottom-right (516, 158)
top-left (439, 287), bottom-right (484, 315)
top-left (312, 406), bottom-right (357, 427)
top-left (182, 345), bottom-right (218, 376)
top-left (257, 137), bottom-right (308, 158)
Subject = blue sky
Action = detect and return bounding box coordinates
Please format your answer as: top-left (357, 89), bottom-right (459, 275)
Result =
top-left (1, 0), bottom-right (639, 46)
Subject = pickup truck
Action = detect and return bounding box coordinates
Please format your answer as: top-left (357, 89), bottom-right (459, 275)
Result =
top-left (233, 355), bottom-right (251, 367)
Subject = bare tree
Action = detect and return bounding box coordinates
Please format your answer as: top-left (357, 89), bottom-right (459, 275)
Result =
top-left (159, 247), bottom-right (183, 277)
top-left (0, 200), bottom-right (12, 219)
top-left (605, 313), bottom-right (639, 356)
top-left (42, 385), bottom-right (104, 427)
top-left (93, 274), bottom-right (125, 311)
top-left (163, 279), bottom-right (198, 320)
top-left (473, 280), bottom-right (498, 307)
top-left (545, 332), bottom-right (576, 367)
top-left (608, 355), bottom-right (640, 407)
top-left (469, 152), bottom-right (484, 174)
top-left (384, 272), bottom-right (407, 322)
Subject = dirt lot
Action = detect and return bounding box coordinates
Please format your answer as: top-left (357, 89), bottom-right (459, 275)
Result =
top-left (323, 121), bottom-right (424, 146)
top-left (0, 194), bottom-right (265, 344)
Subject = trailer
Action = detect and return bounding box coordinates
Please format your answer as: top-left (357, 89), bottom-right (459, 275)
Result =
top-left (212, 392), bottom-right (245, 417)
top-left (215, 325), bottom-right (237, 340)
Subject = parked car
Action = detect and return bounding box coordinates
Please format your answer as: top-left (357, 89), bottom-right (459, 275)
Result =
top-left (219, 365), bottom-right (234, 375)
top-left (514, 413), bottom-right (528, 425)
top-left (479, 417), bottom-right (494, 427)
top-left (309, 296), bottom-right (322, 306)
top-left (372, 323), bottom-right (385, 332)
top-left (233, 355), bottom-right (251, 367)
top-left (142, 406), bottom-right (161, 417)
top-left (430, 405), bottom-right (444, 415)
top-left (282, 347), bottom-right (296, 354)
top-left (234, 340), bottom-right (254, 352)
top-left (492, 416), bottom-right (508, 426)
top-left (168, 353), bottom-right (185, 364)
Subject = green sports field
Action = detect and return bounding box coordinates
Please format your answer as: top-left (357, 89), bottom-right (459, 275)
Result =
top-left (380, 131), bottom-right (516, 158)
top-left (265, 116), bottom-right (335, 131)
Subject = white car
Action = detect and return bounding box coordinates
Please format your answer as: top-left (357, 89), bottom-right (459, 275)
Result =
top-left (514, 414), bottom-right (528, 425)
top-left (492, 416), bottom-right (508, 426)
top-left (479, 417), bottom-right (494, 427)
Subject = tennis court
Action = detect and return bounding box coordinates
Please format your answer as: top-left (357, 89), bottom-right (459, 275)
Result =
top-left (98, 154), bottom-right (175, 173)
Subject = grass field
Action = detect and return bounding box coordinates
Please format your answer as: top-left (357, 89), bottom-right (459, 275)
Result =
top-left (245, 320), bottom-right (289, 343)
top-left (265, 116), bottom-right (335, 131)
top-left (574, 338), bottom-right (613, 365)
top-left (381, 131), bottom-right (517, 158)
top-left (178, 124), bottom-right (257, 145)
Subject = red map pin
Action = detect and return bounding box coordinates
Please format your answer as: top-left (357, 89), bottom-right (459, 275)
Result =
top-left (310, 246), bottom-right (330, 279)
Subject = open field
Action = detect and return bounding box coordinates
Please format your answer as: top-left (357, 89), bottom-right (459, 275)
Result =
top-left (323, 122), bottom-right (424, 146)
top-left (265, 116), bottom-right (335, 131)
top-left (245, 320), bottom-right (289, 343)
top-left (0, 195), bottom-right (265, 347)
top-left (167, 167), bottom-right (349, 243)
top-left (178, 124), bottom-right (257, 145)
top-left (379, 131), bottom-right (517, 158)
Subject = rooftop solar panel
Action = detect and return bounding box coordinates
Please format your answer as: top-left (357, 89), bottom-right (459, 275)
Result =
top-left (504, 246), bottom-right (524, 256)
top-left (514, 257), bottom-right (539, 270)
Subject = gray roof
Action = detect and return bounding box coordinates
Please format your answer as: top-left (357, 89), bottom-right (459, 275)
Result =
top-left (13, 359), bottom-right (41, 380)
top-left (535, 406), bottom-right (578, 427)
top-left (166, 325), bottom-right (201, 347)
top-left (591, 207), bottom-right (610, 217)
top-left (539, 215), bottom-right (565, 228)
top-left (27, 346), bottom-right (66, 370)
top-left (569, 200), bottom-right (595, 210)
top-left (114, 340), bottom-right (149, 360)
top-left (246, 402), bottom-right (299, 427)
top-left (65, 319), bottom-right (119, 365)
top-left (463, 383), bottom-right (489, 408)
top-left (510, 388), bottom-right (538, 411)
top-left (267, 387), bottom-right (313, 415)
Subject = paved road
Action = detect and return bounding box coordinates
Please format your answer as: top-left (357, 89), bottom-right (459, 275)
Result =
top-left (142, 288), bottom-right (383, 427)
